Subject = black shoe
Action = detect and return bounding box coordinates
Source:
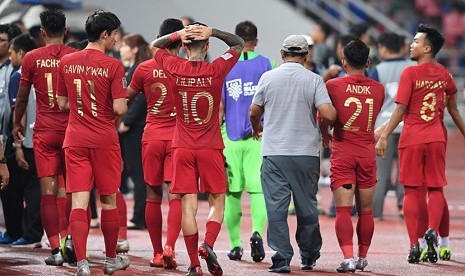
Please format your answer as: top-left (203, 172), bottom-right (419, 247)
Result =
top-left (65, 235), bottom-right (77, 265)
top-left (227, 247), bottom-right (243, 261)
top-left (250, 231), bottom-right (265, 262)
top-left (301, 258), bottom-right (316, 271)
top-left (186, 265), bottom-right (203, 276)
top-left (268, 254), bottom-right (291, 273)
top-left (407, 243), bottom-right (421, 264)
top-left (424, 228), bottom-right (438, 263)
top-left (198, 243), bottom-right (222, 276)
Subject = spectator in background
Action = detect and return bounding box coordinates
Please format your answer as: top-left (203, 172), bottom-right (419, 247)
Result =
top-left (7, 34), bottom-right (43, 247)
top-left (29, 25), bottom-right (46, 48)
top-left (370, 33), bottom-right (415, 220)
top-left (118, 33), bottom-right (152, 232)
top-left (311, 20), bottom-right (333, 68)
top-left (322, 34), bottom-right (356, 82)
top-left (0, 23), bottom-right (24, 245)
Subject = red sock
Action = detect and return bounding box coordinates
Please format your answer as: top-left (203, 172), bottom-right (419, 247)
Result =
top-left (335, 206), bottom-right (354, 259)
top-left (427, 188), bottom-right (445, 232)
top-left (403, 187), bottom-right (422, 246)
top-left (41, 195), bottom-right (60, 251)
top-left (101, 208), bottom-right (119, 258)
top-left (204, 221), bottom-right (221, 248)
top-left (116, 192), bottom-right (127, 240)
top-left (417, 188), bottom-right (428, 239)
top-left (87, 205), bottom-right (92, 233)
top-left (439, 200), bottom-right (449, 237)
top-left (184, 233), bottom-right (200, 267)
top-left (66, 193), bottom-right (72, 222)
top-left (166, 198), bottom-right (182, 250)
top-left (56, 196), bottom-right (68, 239)
top-left (145, 199), bottom-right (163, 254)
top-left (356, 210), bottom-right (374, 258)
top-left (69, 208), bottom-right (89, 262)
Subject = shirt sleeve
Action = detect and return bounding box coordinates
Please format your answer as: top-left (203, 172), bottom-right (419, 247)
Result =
top-left (8, 71), bottom-right (20, 108)
top-left (314, 76), bottom-right (332, 107)
top-left (56, 59), bottom-right (67, 97)
top-left (111, 62), bottom-right (128, 99)
top-left (395, 68), bottom-right (413, 106)
top-left (212, 50), bottom-right (240, 79)
top-left (19, 52), bottom-right (33, 86)
top-left (369, 68), bottom-right (379, 81)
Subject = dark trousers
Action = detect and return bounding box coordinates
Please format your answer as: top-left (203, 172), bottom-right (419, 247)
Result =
top-left (261, 155), bottom-right (322, 262)
top-left (0, 147), bottom-right (43, 241)
top-left (122, 126), bottom-right (147, 226)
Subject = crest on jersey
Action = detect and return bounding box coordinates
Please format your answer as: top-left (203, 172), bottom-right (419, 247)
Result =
top-left (122, 77), bottom-right (128, 88)
top-left (221, 52), bottom-right (233, 60)
top-left (225, 79), bottom-right (242, 101)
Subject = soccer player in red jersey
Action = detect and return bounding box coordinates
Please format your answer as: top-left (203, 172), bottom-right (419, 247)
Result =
top-left (127, 18), bottom-right (184, 269)
top-left (321, 39), bottom-right (384, 272)
top-left (376, 24), bottom-right (457, 264)
top-left (12, 9), bottom-right (76, 266)
top-left (151, 23), bottom-right (244, 276)
top-left (56, 10), bottom-right (130, 275)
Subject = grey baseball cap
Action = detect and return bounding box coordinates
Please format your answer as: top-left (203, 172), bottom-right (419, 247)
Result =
top-left (281, 35), bottom-right (308, 54)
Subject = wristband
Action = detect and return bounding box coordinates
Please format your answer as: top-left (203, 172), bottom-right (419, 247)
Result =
top-left (170, 32), bottom-right (179, 42)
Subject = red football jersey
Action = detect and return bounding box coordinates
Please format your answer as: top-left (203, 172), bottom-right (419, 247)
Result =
top-left (395, 63), bottom-right (457, 148)
top-left (129, 58), bottom-right (175, 142)
top-left (57, 49), bottom-right (127, 149)
top-left (20, 44), bottom-right (76, 133)
top-left (154, 49), bottom-right (239, 149)
top-left (326, 74), bottom-right (385, 157)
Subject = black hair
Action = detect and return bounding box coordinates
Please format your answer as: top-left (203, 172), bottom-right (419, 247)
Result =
top-left (66, 39), bottom-right (88, 50)
top-left (338, 34), bottom-right (357, 48)
top-left (0, 24), bottom-right (22, 41)
top-left (350, 23), bottom-right (368, 38)
top-left (85, 10), bottom-right (121, 42)
top-left (235, 20), bottom-right (257, 42)
top-left (317, 20), bottom-right (331, 38)
top-left (11, 34), bottom-right (36, 53)
top-left (417, 24), bottom-right (445, 57)
top-left (159, 18), bottom-right (184, 49)
top-left (377, 32), bottom-right (402, 53)
top-left (29, 25), bottom-right (42, 39)
top-left (186, 22), bottom-right (208, 51)
top-left (40, 9), bottom-right (66, 38)
top-left (343, 39), bottom-right (369, 69)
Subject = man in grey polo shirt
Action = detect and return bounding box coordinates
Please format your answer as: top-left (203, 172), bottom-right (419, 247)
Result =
top-left (250, 34), bottom-right (336, 273)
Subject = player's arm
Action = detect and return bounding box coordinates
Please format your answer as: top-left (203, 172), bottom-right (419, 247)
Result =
top-left (446, 96), bottom-right (465, 138)
top-left (151, 28), bottom-right (190, 53)
top-left (250, 104), bottom-right (264, 140)
top-left (113, 98), bottom-right (128, 117)
top-left (13, 85), bottom-right (31, 142)
top-left (318, 112), bottom-right (332, 148)
top-left (127, 86), bottom-right (139, 101)
top-left (210, 28), bottom-right (244, 55)
top-left (374, 120), bottom-right (389, 144)
top-left (57, 96), bottom-right (69, 111)
top-left (375, 103), bottom-right (407, 158)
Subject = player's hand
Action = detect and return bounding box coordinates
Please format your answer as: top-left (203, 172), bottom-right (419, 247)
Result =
top-left (375, 136), bottom-right (387, 159)
top-left (185, 25), bottom-right (212, 41)
top-left (12, 124), bottom-right (25, 144)
top-left (252, 129), bottom-right (262, 140)
top-left (0, 163), bottom-right (9, 190)
top-left (118, 122), bottom-right (130, 134)
top-left (15, 147), bottom-right (29, 170)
